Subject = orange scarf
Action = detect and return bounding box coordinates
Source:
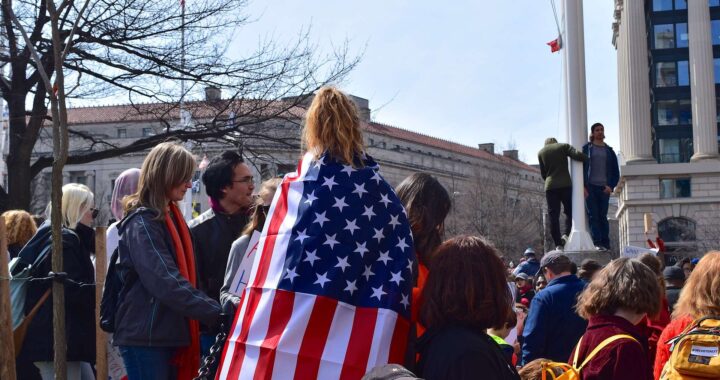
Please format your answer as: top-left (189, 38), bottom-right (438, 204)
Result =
top-left (164, 202), bottom-right (200, 380)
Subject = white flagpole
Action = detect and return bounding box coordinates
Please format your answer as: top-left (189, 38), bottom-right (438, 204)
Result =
top-left (562, 0), bottom-right (595, 251)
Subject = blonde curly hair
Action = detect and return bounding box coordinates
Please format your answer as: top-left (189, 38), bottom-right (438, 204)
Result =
top-left (2, 209), bottom-right (37, 247)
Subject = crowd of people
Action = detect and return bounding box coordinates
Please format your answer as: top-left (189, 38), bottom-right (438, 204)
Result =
top-left (2, 86), bottom-right (719, 380)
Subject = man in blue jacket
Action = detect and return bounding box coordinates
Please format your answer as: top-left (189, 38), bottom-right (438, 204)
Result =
top-left (521, 251), bottom-right (587, 365)
top-left (582, 123), bottom-right (619, 251)
top-left (513, 248), bottom-right (540, 278)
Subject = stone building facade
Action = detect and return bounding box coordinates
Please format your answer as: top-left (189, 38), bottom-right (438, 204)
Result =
top-left (613, 0), bottom-right (720, 258)
top-left (25, 93), bottom-right (545, 256)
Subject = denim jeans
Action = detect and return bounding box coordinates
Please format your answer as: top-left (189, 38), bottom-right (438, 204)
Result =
top-left (119, 346), bottom-right (177, 380)
top-left (585, 184), bottom-right (610, 248)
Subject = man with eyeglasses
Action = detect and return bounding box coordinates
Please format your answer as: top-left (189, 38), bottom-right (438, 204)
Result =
top-left (189, 150), bottom-right (254, 360)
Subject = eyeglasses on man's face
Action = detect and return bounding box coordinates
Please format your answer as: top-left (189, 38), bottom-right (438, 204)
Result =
top-left (232, 176), bottom-right (254, 184)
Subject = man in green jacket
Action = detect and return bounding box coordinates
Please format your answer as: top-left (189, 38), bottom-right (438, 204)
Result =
top-left (537, 138), bottom-right (588, 250)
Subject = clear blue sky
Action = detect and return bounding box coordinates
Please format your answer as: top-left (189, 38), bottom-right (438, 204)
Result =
top-left (234, 0), bottom-right (619, 164)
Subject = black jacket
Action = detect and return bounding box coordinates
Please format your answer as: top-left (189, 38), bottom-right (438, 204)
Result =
top-left (113, 208), bottom-right (220, 347)
top-left (14, 222), bottom-right (96, 363)
top-left (417, 325), bottom-right (520, 380)
top-left (188, 209), bottom-right (247, 332)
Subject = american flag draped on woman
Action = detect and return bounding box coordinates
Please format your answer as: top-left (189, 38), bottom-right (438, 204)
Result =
top-left (216, 87), bottom-right (415, 380)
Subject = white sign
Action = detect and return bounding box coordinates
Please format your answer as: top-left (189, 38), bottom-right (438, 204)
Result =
top-left (691, 345), bottom-right (719, 358)
top-left (621, 245), bottom-right (657, 259)
top-left (228, 231), bottom-right (261, 297)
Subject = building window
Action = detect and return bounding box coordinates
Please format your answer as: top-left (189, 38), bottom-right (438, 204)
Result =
top-left (657, 100), bottom-right (678, 125)
top-left (658, 217), bottom-right (696, 243)
top-left (676, 23), bottom-right (688, 48)
top-left (658, 138), bottom-right (693, 163)
top-left (654, 24), bottom-right (675, 49)
top-left (117, 128), bottom-right (127, 138)
top-left (70, 172), bottom-right (87, 185)
top-left (653, 0), bottom-right (673, 11)
top-left (655, 61), bottom-right (690, 87)
top-left (259, 164), bottom-right (270, 180)
top-left (654, 0), bottom-right (687, 10)
top-left (678, 60), bottom-right (690, 85)
top-left (277, 164), bottom-right (295, 177)
top-left (142, 127), bottom-right (153, 137)
top-left (678, 99), bottom-right (692, 125)
top-left (712, 0), bottom-right (720, 7)
top-left (660, 178), bottom-right (691, 198)
top-left (656, 62), bottom-right (677, 87)
top-left (715, 58), bottom-right (720, 84)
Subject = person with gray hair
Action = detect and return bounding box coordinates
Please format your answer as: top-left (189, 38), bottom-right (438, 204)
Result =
top-left (537, 138), bottom-right (587, 250)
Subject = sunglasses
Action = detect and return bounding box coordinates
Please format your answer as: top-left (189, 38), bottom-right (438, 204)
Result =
top-left (91, 208), bottom-right (99, 219)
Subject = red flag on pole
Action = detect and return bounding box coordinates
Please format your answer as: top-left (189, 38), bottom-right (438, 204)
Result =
top-left (547, 37), bottom-right (561, 53)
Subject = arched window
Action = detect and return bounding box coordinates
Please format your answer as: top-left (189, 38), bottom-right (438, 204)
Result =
top-left (658, 217), bottom-right (697, 260)
top-left (658, 218), bottom-right (696, 243)
top-left (658, 217), bottom-right (696, 242)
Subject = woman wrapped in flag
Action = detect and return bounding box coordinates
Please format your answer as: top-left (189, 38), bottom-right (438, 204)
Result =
top-left (216, 87), bottom-right (415, 380)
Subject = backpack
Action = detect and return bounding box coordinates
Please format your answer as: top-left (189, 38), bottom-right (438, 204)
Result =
top-left (659, 316), bottom-right (720, 380)
top-left (540, 334), bottom-right (639, 380)
top-left (9, 241), bottom-right (52, 330)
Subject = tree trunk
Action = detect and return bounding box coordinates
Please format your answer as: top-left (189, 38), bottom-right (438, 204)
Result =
top-left (5, 151), bottom-right (33, 211)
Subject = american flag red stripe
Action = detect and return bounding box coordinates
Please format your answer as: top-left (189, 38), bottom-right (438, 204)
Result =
top-left (339, 308), bottom-right (378, 380)
top-left (217, 152), bottom-right (413, 379)
top-left (253, 289), bottom-right (295, 379)
top-left (293, 296), bottom-right (337, 379)
top-left (388, 318), bottom-right (410, 364)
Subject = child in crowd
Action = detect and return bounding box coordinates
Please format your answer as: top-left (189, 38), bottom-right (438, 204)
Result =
top-left (571, 258), bottom-right (660, 380)
top-left (488, 309), bottom-right (519, 366)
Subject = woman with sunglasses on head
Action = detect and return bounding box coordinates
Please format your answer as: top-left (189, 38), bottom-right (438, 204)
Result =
top-left (15, 183), bottom-right (98, 379)
top-left (220, 178), bottom-right (282, 308)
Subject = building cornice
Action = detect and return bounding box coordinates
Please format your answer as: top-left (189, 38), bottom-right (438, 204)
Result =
top-left (620, 161), bottom-right (720, 177)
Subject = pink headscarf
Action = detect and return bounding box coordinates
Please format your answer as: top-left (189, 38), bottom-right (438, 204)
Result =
top-left (111, 168), bottom-right (141, 220)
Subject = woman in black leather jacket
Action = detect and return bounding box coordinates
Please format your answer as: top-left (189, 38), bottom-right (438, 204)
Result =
top-left (16, 183), bottom-right (97, 379)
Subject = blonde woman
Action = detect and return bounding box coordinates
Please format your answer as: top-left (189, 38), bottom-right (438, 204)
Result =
top-left (2, 209), bottom-right (37, 258)
top-left (115, 141), bottom-right (220, 380)
top-left (654, 251), bottom-right (720, 379)
top-left (217, 87), bottom-right (414, 379)
top-left (14, 183), bottom-right (97, 379)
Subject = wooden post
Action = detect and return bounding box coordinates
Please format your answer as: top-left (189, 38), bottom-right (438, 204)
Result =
top-left (0, 218), bottom-right (17, 379)
top-left (95, 226), bottom-right (108, 380)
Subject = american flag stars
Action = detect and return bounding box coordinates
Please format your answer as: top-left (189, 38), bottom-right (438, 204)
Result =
top-left (275, 154), bottom-right (415, 318)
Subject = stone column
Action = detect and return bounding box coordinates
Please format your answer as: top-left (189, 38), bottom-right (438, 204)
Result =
top-left (688, 1), bottom-right (720, 161)
top-left (85, 170), bottom-right (96, 192)
top-left (623, 0), bottom-right (654, 163)
top-left (617, 3), bottom-right (629, 160)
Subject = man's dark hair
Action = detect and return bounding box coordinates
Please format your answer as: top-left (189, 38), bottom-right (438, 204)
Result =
top-left (202, 150), bottom-right (245, 200)
top-left (590, 122), bottom-right (604, 134)
top-left (545, 259), bottom-right (573, 276)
